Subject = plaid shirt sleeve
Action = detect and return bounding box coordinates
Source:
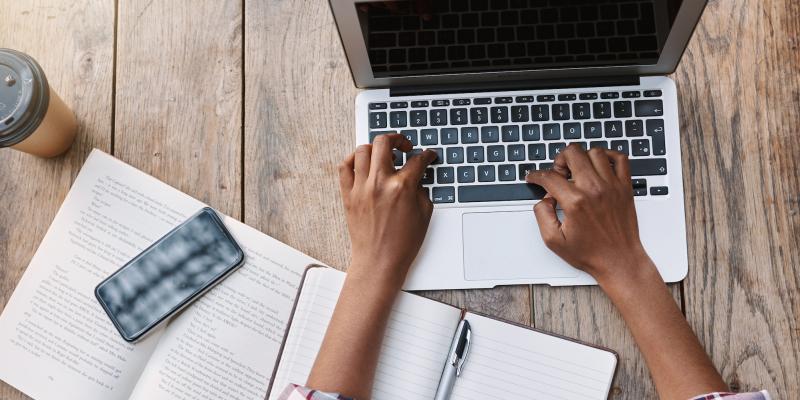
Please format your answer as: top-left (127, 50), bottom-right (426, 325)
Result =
top-left (276, 384), bottom-right (354, 400)
top-left (691, 391), bottom-right (772, 400)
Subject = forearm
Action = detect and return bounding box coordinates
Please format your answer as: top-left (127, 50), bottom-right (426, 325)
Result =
top-left (306, 264), bottom-right (400, 399)
top-left (599, 258), bottom-right (728, 400)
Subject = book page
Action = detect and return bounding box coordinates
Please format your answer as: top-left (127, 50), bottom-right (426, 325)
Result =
top-left (128, 220), bottom-right (317, 400)
top-left (0, 150), bottom-right (205, 400)
top-left (269, 268), bottom-right (462, 400)
top-left (452, 312), bottom-right (617, 400)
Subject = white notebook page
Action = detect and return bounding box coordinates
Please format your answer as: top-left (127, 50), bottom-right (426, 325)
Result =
top-left (269, 268), bottom-right (462, 400)
top-left (451, 312), bottom-right (617, 400)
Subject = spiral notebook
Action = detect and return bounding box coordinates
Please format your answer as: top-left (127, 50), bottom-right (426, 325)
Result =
top-left (266, 267), bottom-right (618, 400)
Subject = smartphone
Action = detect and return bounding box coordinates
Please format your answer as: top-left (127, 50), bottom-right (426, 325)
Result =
top-left (95, 207), bottom-right (245, 342)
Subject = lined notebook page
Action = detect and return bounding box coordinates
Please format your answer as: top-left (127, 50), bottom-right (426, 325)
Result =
top-left (269, 268), bottom-right (462, 400)
top-left (451, 312), bottom-right (617, 400)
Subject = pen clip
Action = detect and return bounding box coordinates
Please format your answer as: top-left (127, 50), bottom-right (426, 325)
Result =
top-left (455, 321), bottom-right (472, 376)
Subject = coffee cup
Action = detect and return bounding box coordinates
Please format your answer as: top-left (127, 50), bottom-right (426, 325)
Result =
top-left (0, 48), bottom-right (78, 158)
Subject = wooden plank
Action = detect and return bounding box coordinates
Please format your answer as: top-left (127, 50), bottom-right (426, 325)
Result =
top-left (243, 0), bottom-right (531, 326)
top-left (115, 0), bottom-right (242, 218)
top-left (0, 1), bottom-right (115, 399)
top-left (676, 0), bottom-right (800, 396)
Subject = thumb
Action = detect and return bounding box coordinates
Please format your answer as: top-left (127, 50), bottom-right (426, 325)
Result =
top-left (533, 197), bottom-right (564, 250)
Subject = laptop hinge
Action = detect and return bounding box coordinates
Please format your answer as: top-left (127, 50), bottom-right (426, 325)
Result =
top-left (390, 76), bottom-right (641, 97)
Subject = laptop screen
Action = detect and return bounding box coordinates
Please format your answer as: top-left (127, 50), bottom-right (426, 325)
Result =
top-left (357, 0), bottom-right (684, 78)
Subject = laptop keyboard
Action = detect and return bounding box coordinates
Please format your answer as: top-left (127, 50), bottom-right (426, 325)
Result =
top-left (368, 89), bottom-right (669, 204)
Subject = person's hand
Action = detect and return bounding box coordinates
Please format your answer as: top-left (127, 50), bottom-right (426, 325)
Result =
top-left (526, 144), bottom-right (650, 284)
top-left (339, 133), bottom-right (437, 290)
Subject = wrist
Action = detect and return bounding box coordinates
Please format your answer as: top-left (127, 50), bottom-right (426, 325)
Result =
top-left (594, 251), bottom-right (662, 298)
top-left (346, 258), bottom-right (409, 292)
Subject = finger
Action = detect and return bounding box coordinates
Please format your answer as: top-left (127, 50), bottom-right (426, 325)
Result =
top-left (587, 147), bottom-right (616, 182)
top-left (606, 150), bottom-right (631, 182)
top-left (353, 144), bottom-right (372, 182)
top-left (526, 169), bottom-right (578, 203)
top-left (554, 144), bottom-right (598, 184)
top-left (370, 134), bottom-right (411, 175)
top-left (533, 197), bottom-right (564, 250)
top-left (418, 188), bottom-right (434, 217)
top-left (338, 152), bottom-right (355, 197)
top-left (400, 149), bottom-right (437, 182)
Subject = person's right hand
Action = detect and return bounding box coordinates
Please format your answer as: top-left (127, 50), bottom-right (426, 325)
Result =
top-left (525, 144), bottom-right (651, 284)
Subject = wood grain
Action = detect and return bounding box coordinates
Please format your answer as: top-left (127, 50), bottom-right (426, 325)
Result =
top-left (0, 1), bottom-right (114, 399)
top-left (676, 0), bottom-right (800, 396)
top-left (115, 0), bottom-right (243, 218)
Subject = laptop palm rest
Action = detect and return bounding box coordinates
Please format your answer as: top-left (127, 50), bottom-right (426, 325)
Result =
top-left (462, 211), bottom-right (579, 281)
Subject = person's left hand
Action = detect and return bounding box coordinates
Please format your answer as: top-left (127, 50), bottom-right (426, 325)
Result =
top-left (339, 133), bottom-right (437, 290)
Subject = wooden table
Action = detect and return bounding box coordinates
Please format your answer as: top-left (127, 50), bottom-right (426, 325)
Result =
top-left (1, 1), bottom-right (798, 398)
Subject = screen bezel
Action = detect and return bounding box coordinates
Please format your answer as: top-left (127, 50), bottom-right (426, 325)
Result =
top-left (328, 0), bottom-right (707, 88)
top-left (94, 207), bottom-right (245, 343)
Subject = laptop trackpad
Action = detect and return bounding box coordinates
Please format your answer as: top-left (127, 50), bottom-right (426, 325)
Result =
top-left (463, 211), bottom-right (579, 281)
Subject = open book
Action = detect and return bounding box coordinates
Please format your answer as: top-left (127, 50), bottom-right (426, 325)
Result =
top-left (0, 150), bottom-right (319, 400)
top-left (267, 267), bottom-right (618, 400)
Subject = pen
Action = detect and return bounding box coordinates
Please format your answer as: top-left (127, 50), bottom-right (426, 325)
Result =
top-left (434, 319), bottom-right (472, 400)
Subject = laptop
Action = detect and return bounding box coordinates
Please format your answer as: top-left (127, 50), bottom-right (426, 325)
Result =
top-left (329, 0), bottom-right (707, 290)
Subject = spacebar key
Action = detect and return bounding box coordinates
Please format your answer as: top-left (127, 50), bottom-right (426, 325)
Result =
top-left (459, 183), bottom-right (547, 203)
top-left (629, 158), bottom-right (667, 176)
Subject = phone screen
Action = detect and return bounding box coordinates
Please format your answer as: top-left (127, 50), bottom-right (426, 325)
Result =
top-left (95, 207), bottom-right (244, 342)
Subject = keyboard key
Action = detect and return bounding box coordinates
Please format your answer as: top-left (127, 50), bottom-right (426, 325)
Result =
top-left (494, 97), bottom-right (513, 104)
top-left (552, 103), bottom-right (570, 120)
top-left (630, 158), bottom-right (667, 176)
top-left (600, 92), bottom-right (620, 99)
top-left (522, 124), bottom-right (541, 141)
top-left (390, 101), bottom-right (408, 109)
top-left (370, 112), bottom-right (387, 129)
top-left (644, 90), bottom-right (662, 97)
top-left (466, 146), bottom-right (484, 163)
top-left (369, 102), bottom-right (387, 110)
top-left (453, 98), bottom-right (471, 106)
top-left (470, 107), bottom-right (489, 124)
top-left (605, 121), bottom-right (623, 137)
top-left (593, 102), bottom-right (612, 118)
top-left (515, 96), bottom-right (535, 103)
top-left (459, 183), bottom-right (547, 202)
top-left (408, 149), bottom-right (423, 160)
top-left (410, 110), bottom-right (427, 126)
top-left (564, 123), bottom-right (581, 139)
top-left (390, 111), bottom-right (407, 128)
top-left (625, 120), bottom-right (644, 136)
top-left (518, 163), bottom-right (537, 180)
top-left (610, 140), bottom-right (629, 155)
top-left (393, 149), bottom-right (404, 167)
top-left (491, 106), bottom-right (509, 123)
top-left (481, 126), bottom-right (500, 142)
top-left (430, 148), bottom-right (444, 164)
top-left (369, 131), bottom-right (392, 143)
top-left (632, 139), bottom-right (650, 156)
top-left (461, 127), bottom-right (479, 143)
top-left (543, 123), bottom-right (561, 140)
top-left (537, 95), bottom-right (555, 102)
top-left (487, 145), bottom-right (505, 162)
top-left (421, 128), bottom-right (438, 145)
top-left (579, 93), bottom-right (598, 100)
top-left (511, 105), bottom-right (529, 122)
top-left (478, 165), bottom-right (496, 182)
top-left (430, 109), bottom-right (448, 125)
top-left (498, 164), bottom-right (516, 181)
top-left (446, 147), bottom-right (465, 164)
top-left (508, 144), bottom-right (526, 161)
top-left (432, 99), bottom-right (450, 107)
top-left (437, 167), bottom-right (455, 183)
top-left (474, 97), bottom-right (492, 104)
top-left (590, 140), bottom-right (608, 149)
top-left (539, 162), bottom-right (554, 170)
top-left (411, 101), bottom-right (429, 107)
top-left (549, 142), bottom-right (567, 159)
top-left (432, 186), bottom-right (456, 203)
top-left (457, 166), bottom-right (476, 183)
top-left (441, 128), bottom-right (458, 144)
top-left (584, 121), bottom-right (602, 138)
top-left (421, 168), bottom-right (434, 184)
top-left (557, 94), bottom-right (577, 101)
top-left (572, 103), bottom-right (591, 119)
top-left (622, 91), bottom-right (641, 98)
top-left (450, 108), bottom-right (468, 125)
top-left (528, 143), bottom-right (546, 160)
top-left (650, 186), bottom-right (669, 195)
top-left (646, 119), bottom-right (666, 155)
top-left (634, 188), bottom-right (647, 196)
top-left (531, 104), bottom-right (550, 121)
top-left (634, 100), bottom-right (664, 117)
top-left (614, 101), bottom-right (632, 118)
top-left (400, 129), bottom-right (418, 146)
top-left (632, 179), bottom-right (647, 189)
top-left (502, 125), bottom-right (520, 142)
